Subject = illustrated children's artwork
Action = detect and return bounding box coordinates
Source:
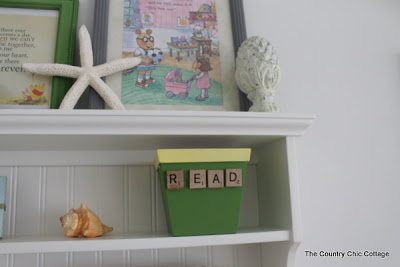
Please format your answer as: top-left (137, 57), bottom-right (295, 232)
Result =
top-left (121, 0), bottom-right (224, 108)
top-left (0, 8), bottom-right (58, 108)
top-left (142, 12), bottom-right (154, 26)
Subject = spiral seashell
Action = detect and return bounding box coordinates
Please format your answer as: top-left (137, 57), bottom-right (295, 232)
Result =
top-left (60, 204), bottom-right (113, 238)
top-left (235, 36), bottom-right (280, 112)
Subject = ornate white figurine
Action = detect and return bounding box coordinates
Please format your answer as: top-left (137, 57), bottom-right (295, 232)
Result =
top-left (235, 36), bottom-right (281, 112)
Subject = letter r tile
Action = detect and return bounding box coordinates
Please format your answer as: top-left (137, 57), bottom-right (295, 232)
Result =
top-left (226, 169), bottom-right (242, 187)
top-left (166, 170), bottom-right (184, 190)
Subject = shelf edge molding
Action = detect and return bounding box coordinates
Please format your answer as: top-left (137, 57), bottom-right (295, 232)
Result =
top-left (0, 110), bottom-right (315, 136)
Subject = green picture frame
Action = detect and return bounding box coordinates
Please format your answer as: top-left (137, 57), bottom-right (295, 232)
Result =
top-left (0, 0), bottom-right (79, 109)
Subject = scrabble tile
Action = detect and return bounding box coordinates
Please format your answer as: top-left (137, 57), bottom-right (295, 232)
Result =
top-left (166, 170), bottom-right (184, 190)
top-left (225, 169), bottom-right (242, 187)
top-left (190, 170), bottom-right (206, 189)
top-left (208, 170), bottom-right (224, 188)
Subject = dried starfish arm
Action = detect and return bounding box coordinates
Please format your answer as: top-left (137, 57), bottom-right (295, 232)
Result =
top-left (89, 74), bottom-right (125, 110)
top-left (22, 64), bottom-right (83, 78)
top-left (94, 57), bottom-right (141, 77)
top-left (59, 74), bottom-right (90, 109)
top-left (78, 25), bottom-right (93, 68)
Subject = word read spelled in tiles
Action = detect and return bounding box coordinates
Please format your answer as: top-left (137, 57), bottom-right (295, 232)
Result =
top-left (166, 170), bottom-right (184, 190)
top-left (207, 170), bottom-right (224, 188)
top-left (225, 169), bottom-right (242, 187)
top-left (190, 170), bottom-right (207, 189)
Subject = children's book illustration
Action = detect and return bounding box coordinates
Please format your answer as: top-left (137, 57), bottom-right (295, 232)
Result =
top-left (122, 0), bottom-right (223, 107)
top-left (0, 8), bottom-right (58, 108)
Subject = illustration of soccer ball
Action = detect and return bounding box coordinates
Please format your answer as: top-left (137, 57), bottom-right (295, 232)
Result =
top-left (147, 48), bottom-right (163, 65)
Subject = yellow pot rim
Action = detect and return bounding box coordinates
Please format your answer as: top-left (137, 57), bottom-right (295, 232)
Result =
top-left (154, 148), bottom-right (251, 169)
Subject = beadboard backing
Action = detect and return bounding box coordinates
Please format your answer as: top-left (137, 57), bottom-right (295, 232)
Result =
top-left (0, 164), bottom-right (264, 235)
top-left (0, 245), bottom-right (267, 267)
top-left (0, 162), bottom-right (270, 267)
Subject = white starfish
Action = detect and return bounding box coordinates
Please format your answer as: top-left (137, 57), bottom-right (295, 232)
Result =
top-left (23, 25), bottom-right (141, 110)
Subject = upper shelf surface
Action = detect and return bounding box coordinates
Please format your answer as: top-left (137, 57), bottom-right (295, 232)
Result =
top-left (0, 110), bottom-right (315, 136)
top-left (0, 110), bottom-right (315, 151)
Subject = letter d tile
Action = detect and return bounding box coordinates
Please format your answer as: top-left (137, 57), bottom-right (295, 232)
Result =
top-left (225, 169), bottom-right (242, 187)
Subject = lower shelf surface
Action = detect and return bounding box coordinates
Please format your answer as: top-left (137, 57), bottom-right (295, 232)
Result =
top-left (0, 228), bottom-right (290, 254)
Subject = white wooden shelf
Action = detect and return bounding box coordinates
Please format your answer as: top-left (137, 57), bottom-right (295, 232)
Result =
top-left (0, 110), bottom-right (315, 267)
top-left (0, 228), bottom-right (290, 254)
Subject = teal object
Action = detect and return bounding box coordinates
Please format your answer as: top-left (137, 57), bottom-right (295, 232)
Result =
top-left (0, 177), bottom-right (6, 239)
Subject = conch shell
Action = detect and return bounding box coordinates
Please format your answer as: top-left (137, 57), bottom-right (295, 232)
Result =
top-left (60, 204), bottom-right (113, 238)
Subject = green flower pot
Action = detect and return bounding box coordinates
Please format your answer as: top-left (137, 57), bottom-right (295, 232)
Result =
top-left (154, 149), bottom-right (251, 236)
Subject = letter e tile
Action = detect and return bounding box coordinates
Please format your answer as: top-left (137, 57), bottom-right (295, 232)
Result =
top-left (225, 169), bottom-right (242, 187)
top-left (208, 170), bottom-right (224, 188)
top-left (166, 170), bottom-right (184, 190)
top-left (190, 170), bottom-right (206, 189)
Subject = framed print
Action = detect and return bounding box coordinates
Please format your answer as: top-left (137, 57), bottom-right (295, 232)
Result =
top-left (0, 0), bottom-right (79, 109)
top-left (93, 0), bottom-right (248, 111)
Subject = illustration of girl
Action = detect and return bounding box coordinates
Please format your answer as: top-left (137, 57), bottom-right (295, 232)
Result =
top-left (192, 57), bottom-right (213, 101)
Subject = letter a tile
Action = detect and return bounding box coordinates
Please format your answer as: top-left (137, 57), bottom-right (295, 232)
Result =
top-left (225, 169), bottom-right (242, 187)
top-left (208, 170), bottom-right (224, 188)
top-left (166, 170), bottom-right (184, 190)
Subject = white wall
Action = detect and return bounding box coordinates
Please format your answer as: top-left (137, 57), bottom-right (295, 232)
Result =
top-left (243, 1), bottom-right (400, 266)
top-left (78, 1), bottom-right (400, 266)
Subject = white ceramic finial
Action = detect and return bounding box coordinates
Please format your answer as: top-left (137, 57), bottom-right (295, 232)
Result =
top-left (235, 36), bottom-right (281, 112)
